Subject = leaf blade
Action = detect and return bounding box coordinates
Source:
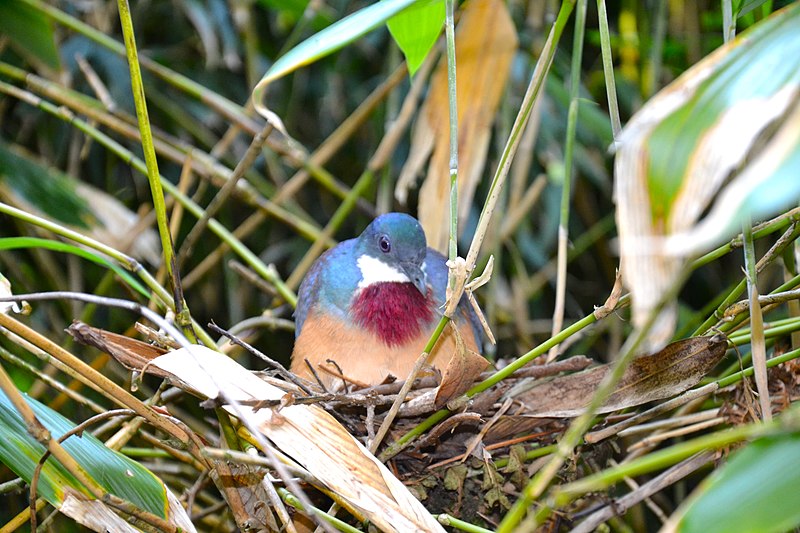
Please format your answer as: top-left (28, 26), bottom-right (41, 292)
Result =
top-left (387, 0), bottom-right (444, 76)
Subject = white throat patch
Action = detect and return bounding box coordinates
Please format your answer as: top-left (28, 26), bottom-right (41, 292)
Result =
top-left (356, 254), bottom-right (409, 288)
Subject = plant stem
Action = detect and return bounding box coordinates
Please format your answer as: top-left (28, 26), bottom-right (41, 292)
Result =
top-left (596, 0), bottom-right (622, 137)
top-left (465, 0), bottom-right (576, 271)
top-left (445, 0), bottom-right (459, 267)
top-left (548, 0), bottom-right (586, 362)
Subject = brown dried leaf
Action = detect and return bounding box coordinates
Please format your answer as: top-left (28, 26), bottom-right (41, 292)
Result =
top-left (209, 462), bottom-right (277, 532)
top-left (66, 320), bottom-right (171, 379)
top-left (516, 337), bottom-right (727, 418)
top-left (396, 0), bottom-right (518, 251)
top-left (150, 346), bottom-right (447, 533)
top-left (434, 323), bottom-right (489, 409)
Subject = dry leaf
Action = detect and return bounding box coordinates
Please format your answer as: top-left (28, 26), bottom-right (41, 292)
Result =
top-left (59, 489), bottom-right (194, 533)
top-left (614, 6), bottom-right (800, 350)
top-left (149, 346), bottom-right (446, 533)
top-left (209, 462), bottom-right (276, 532)
top-left (66, 321), bottom-right (171, 379)
top-left (515, 337), bottom-right (727, 418)
top-left (434, 323), bottom-right (489, 409)
top-left (396, 0), bottom-right (518, 251)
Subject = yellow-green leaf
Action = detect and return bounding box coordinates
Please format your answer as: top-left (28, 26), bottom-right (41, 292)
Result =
top-left (0, 388), bottom-right (194, 530)
top-left (387, 0), bottom-right (444, 76)
top-left (674, 434), bottom-right (800, 533)
top-left (253, 0), bottom-right (420, 118)
top-left (614, 3), bottom-right (800, 349)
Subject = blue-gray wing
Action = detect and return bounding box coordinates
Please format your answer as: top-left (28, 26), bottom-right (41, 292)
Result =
top-left (293, 239), bottom-right (360, 337)
top-left (293, 254), bottom-right (325, 337)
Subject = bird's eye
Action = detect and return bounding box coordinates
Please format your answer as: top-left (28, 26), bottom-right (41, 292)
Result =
top-left (378, 235), bottom-right (391, 253)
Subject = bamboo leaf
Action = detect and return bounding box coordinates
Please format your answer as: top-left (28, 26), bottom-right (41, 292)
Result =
top-left (387, 0), bottom-right (444, 76)
top-left (253, 0), bottom-right (419, 116)
top-left (733, 0), bottom-right (771, 18)
top-left (0, 238), bottom-right (150, 297)
top-left (0, 142), bottom-right (92, 229)
top-left (0, 0), bottom-right (60, 70)
top-left (614, 3), bottom-right (800, 349)
top-left (673, 434), bottom-right (800, 533)
top-left (0, 143), bottom-right (162, 266)
top-left (0, 388), bottom-right (195, 531)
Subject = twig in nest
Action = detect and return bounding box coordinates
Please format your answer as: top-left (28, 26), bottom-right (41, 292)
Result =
top-left (570, 451), bottom-right (717, 533)
top-left (585, 382), bottom-right (719, 443)
top-left (362, 376), bottom-right (439, 395)
top-left (461, 397), bottom-right (513, 462)
top-left (505, 355), bottom-right (593, 378)
top-left (408, 412), bottom-right (483, 451)
top-left (208, 321), bottom-right (312, 395)
top-left (427, 429), bottom-right (559, 470)
top-left (239, 391), bottom-right (396, 410)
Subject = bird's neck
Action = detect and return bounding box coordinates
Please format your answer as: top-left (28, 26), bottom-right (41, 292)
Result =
top-left (350, 282), bottom-right (435, 347)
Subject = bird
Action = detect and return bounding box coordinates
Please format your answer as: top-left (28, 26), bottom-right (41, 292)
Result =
top-left (290, 212), bottom-right (483, 390)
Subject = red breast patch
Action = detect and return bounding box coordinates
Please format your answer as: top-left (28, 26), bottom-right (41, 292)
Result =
top-left (350, 282), bottom-right (435, 346)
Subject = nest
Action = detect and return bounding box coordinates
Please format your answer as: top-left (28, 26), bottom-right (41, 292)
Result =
top-left (68, 320), bottom-right (800, 532)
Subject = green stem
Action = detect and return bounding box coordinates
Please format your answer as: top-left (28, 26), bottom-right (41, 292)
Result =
top-left (116, 0), bottom-right (171, 277)
top-left (555, 423), bottom-right (766, 503)
top-left (549, 0), bottom-right (586, 360)
top-left (445, 0), bottom-right (459, 267)
top-left (277, 488), bottom-right (362, 533)
top-left (465, 0), bottom-right (576, 270)
top-left (437, 514), bottom-right (494, 533)
top-left (117, 0), bottom-right (191, 336)
top-left (716, 345), bottom-right (800, 388)
top-left (596, 0), bottom-right (622, 137)
top-left (493, 444), bottom-right (557, 469)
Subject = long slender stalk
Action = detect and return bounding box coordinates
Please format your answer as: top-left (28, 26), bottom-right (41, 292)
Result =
top-left (465, 0), bottom-right (576, 271)
top-left (742, 216), bottom-right (772, 421)
top-left (548, 0), bottom-right (586, 362)
top-left (445, 0), bottom-right (459, 268)
top-left (596, 0), bottom-right (622, 137)
top-left (116, 0), bottom-right (173, 285)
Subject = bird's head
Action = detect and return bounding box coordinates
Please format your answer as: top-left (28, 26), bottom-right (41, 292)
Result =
top-left (354, 213), bottom-right (428, 294)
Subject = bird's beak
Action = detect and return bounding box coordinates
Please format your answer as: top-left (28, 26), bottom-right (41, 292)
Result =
top-left (401, 262), bottom-right (427, 294)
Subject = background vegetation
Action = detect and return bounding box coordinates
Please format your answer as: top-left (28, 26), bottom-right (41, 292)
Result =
top-left (0, 0), bottom-right (799, 531)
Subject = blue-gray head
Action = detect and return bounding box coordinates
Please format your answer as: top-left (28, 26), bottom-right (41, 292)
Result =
top-left (354, 213), bottom-right (428, 294)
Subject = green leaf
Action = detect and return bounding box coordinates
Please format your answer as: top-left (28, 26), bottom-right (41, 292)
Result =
top-left (0, 388), bottom-right (168, 518)
top-left (0, 142), bottom-right (93, 229)
top-left (646, 4), bottom-right (800, 221)
top-left (387, 0), bottom-right (444, 76)
top-left (0, 237), bottom-right (150, 298)
top-left (678, 434), bottom-right (800, 533)
top-left (614, 3), bottom-right (800, 348)
top-left (253, 0), bottom-right (420, 113)
top-left (0, 0), bottom-right (60, 70)
top-left (734, 0), bottom-right (771, 18)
